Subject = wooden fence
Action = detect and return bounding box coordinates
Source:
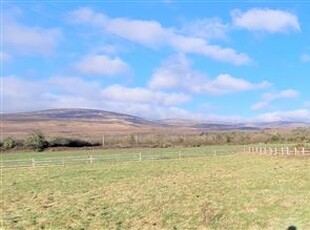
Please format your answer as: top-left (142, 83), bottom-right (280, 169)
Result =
top-left (247, 146), bottom-right (310, 156)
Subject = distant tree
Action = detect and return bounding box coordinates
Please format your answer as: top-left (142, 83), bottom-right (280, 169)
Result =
top-left (225, 133), bottom-right (232, 143)
top-left (26, 131), bottom-right (49, 151)
top-left (271, 132), bottom-right (282, 143)
top-left (3, 137), bottom-right (16, 150)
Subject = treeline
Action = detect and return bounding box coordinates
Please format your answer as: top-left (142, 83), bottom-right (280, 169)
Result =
top-left (101, 128), bottom-right (310, 148)
top-left (1, 131), bottom-right (100, 152)
top-left (2, 128), bottom-right (310, 152)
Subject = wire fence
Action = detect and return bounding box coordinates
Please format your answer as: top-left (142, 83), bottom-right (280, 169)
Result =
top-left (0, 147), bottom-right (240, 169)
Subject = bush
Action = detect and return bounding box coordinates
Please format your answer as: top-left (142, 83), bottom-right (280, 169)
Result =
top-left (49, 137), bottom-right (71, 147)
top-left (3, 137), bottom-right (16, 150)
top-left (26, 131), bottom-right (49, 151)
top-left (49, 137), bottom-right (98, 148)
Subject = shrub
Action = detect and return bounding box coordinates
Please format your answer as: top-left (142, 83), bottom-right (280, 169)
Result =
top-left (67, 139), bottom-right (93, 147)
top-left (3, 137), bottom-right (16, 150)
top-left (26, 131), bottom-right (49, 151)
top-left (49, 137), bottom-right (99, 148)
top-left (49, 137), bottom-right (71, 147)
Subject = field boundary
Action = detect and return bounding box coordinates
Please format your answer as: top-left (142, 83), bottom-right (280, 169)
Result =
top-left (247, 146), bottom-right (310, 156)
top-left (0, 148), bottom-right (239, 169)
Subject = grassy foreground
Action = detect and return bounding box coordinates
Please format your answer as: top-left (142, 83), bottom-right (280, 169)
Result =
top-left (1, 154), bottom-right (310, 229)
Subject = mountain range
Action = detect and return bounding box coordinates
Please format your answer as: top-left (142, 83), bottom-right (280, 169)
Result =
top-left (2, 108), bottom-right (310, 139)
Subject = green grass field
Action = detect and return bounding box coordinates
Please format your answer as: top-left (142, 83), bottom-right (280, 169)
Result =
top-left (1, 145), bottom-right (240, 160)
top-left (0, 146), bottom-right (240, 168)
top-left (1, 151), bottom-right (310, 229)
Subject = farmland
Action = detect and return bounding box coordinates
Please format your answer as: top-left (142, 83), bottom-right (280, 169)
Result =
top-left (1, 148), bottom-right (310, 229)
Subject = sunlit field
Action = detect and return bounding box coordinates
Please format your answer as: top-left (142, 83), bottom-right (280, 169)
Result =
top-left (2, 151), bottom-right (310, 229)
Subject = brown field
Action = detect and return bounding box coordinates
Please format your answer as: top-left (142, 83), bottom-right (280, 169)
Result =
top-left (1, 119), bottom-right (198, 140)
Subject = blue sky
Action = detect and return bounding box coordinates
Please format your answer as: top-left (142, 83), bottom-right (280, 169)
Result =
top-left (2, 1), bottom-right (310, 122)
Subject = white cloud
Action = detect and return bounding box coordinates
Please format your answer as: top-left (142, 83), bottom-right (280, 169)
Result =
top-left (2, 75), bottom-right (105, 112)
top-left (101, 102), bottom-right (199, 120)
top-left (68, 7), bottom-right (169, 47)
top-left (255, 109), bottom-right (310, 122)
top-left (251, 101), bottom-right (270, 111)
top-left (101, 85), bottom-right (190, 106)
top-left (207, 74), bottom-right (269, 93)
top-left (0, 52), bottom-right (11, 62)
top-left (263, 89), bottom-right (299, 101)
top-left (2, 75), bottom-right (52, 112)
top-left (149, 54), bottom-right (269, 94)
top-left (1, 75), bottom-right (192, 119)
top-left (252, 89), bottom-right (299, 111)
top-left (106, 18), bottom-right (168, 47)
top-left (169, 36), bottom-right (250, 65)
top-left (148, 54), bottom-right (195, 89)
top-left (203, 114), bottom-right (245, 123)
top-left (3, 76), bottom-right (309, 122)
top-left (300, 54), bottom-right (310, 63)
top-left (304, 101), bottom-right (310, 108)
top-left (68, 7), bottom-right (251, 65)
top-left (74, 55), bottom-right (129, 76)
top-left (3, 17), bottom-right (62, 56)
top-left (231, 8), bottom-right (300, 33)
top-left (181, 18), bottom-right (229, 41)
top-left (48, 76), bottom-right (102, 97)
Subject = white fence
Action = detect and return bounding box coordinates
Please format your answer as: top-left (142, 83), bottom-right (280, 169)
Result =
top-left (247, 146), bottom-right (310, 156)
top-left (0, 148), bottom-right (238, 169)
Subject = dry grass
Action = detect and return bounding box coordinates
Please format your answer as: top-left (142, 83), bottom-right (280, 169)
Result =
top-left (1, 119), bottom-right (197, 140)
top-left (2, 154), bottom-right (310, 229)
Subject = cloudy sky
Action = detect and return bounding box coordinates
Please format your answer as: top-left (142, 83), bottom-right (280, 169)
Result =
top-left (2, 1), bottom-right (310, 122)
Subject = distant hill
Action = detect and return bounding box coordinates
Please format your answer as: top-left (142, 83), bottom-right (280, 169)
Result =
top-left (1, 108), bottom-right (163, 139)
top-left (2, 108), bottom-right (310, 139)
top-left (2, 108), bottom-right (156, 125)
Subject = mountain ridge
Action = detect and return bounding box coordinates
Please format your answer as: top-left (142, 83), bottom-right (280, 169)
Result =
top-left (2, 108), bottom-right (152, 123)
top-left (3, 108), bottom-right (310, 127)
top-left (2, 108), bottom-right (310, 139)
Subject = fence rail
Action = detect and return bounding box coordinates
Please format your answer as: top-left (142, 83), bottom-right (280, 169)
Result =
top-left (247, 146), bottom-right (310, 156)
top-left (0, 148), bottom-right (239, 169)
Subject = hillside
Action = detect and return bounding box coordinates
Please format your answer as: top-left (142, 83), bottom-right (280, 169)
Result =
top-left (1, 108), bottom-right (164, 139)
top-left (3, 108), bottom-right (157, 125)
top-left (2, 108), bottom-right (310, 139)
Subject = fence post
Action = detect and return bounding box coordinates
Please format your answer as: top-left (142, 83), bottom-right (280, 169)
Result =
top-left (32, 158), bottom-right (35, 167)
top-left (286, 147), bottom-right (289, 155)
top-left (281, 147), bottom-right (284, 156)
top-left (139, 152), bottom-right (142, 162)
top-left (302, 147), bottom-right (305, 155)
top-left (62, 158), bottom-right (65, 166)
top-left (213, 151), bottom-right (216, 156)
top-left (274, 148), bottom-right (277, 155)
top-left (89, 155), bottom-right (93, 164)
top-left (102, 135), bottom-right (105, 147)
top-left (264, 147), bottom-right (267, 155)
top-left (294, 147), bottom-right (297, 156)
top-left (179, 151), bottom-right (182, 160)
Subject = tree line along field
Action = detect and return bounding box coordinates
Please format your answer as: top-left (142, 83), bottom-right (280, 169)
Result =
top-left (2, 127), bottom-right (310, 153)
top-left (1, 150), bottom-right (310, 229)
